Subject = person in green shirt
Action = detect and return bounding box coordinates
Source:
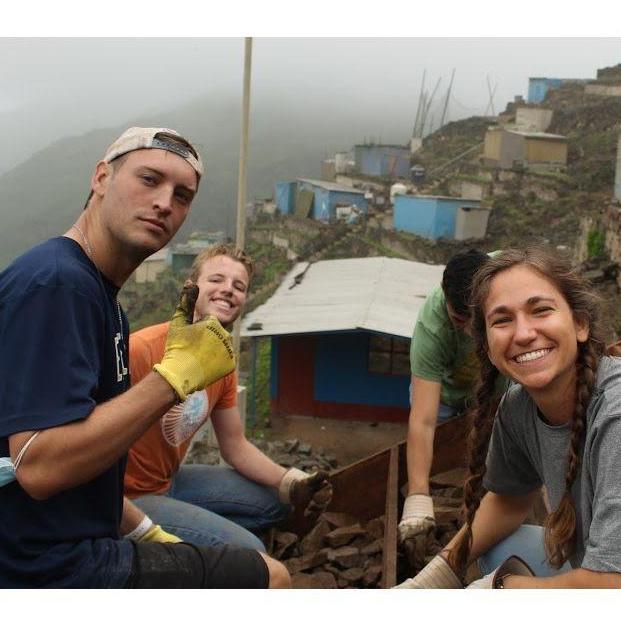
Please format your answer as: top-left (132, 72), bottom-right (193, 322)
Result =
top-left (399, 249), bottom-right (491, 544)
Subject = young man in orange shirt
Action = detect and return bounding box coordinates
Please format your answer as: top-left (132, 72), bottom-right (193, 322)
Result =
top-left (124, 245), bottom-right (332, 551)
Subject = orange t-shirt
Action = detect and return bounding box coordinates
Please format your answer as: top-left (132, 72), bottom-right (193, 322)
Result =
top-left (124, 322), bottom-right (237, 497)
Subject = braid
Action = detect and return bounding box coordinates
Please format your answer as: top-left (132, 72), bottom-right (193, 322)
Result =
top-left (448, 355), bottom-right (499, 578)
top-left (544, 340), bottom-right (600, 567)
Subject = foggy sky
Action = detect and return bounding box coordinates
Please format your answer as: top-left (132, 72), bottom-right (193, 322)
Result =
top-left (1, 37), bottom-right (620, 174)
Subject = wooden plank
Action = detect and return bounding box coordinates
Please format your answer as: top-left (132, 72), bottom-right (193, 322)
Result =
top-left (284, 413), bottom-right (471, 536)
top-left (381, 445), bottom-right (399, 588)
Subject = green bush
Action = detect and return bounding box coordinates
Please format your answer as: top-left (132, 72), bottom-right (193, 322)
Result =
top-left (587, 229), bottom-right (605, 259)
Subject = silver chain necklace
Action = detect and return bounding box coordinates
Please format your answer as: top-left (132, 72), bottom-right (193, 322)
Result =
top-left (71, 223), bottom-right (124, 344)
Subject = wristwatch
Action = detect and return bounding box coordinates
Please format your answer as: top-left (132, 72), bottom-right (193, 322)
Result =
top-left (493, 573), bottom-right (512, 589)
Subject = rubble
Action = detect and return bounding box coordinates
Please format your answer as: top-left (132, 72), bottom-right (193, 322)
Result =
top-left (185, 434), bottom-right (339, 473)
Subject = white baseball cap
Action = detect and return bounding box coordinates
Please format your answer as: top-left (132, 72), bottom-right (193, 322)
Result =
top-left (103, 127), bottom-right (204, 177)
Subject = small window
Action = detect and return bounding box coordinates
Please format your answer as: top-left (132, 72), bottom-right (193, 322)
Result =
top-left (368, 335), bottom-right (410, 376)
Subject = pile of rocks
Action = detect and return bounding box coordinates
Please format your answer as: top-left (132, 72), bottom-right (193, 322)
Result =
top-left (398, 468), bottom-right (465, 580)
top-left (186, 435), bottom-right (339, 473)
top-left (268, 512), bottom-right (385, 588)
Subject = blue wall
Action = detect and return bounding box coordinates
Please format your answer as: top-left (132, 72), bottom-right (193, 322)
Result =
top-left (394, 195), bottom-right (481, 240)
top-left (275, 181), bottom-right (296, 215)
top-left (313, 332), bottom-right (410, 408)
top-left (528, 78), bottom-right (564, 104)
top-left (297, 181), bottom-right (368, 222)
top-left (355, 146), bottom-right (411, 178)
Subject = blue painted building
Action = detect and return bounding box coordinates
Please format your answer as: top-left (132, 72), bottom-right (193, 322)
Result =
top-left (241, 257), bottom-right (446, 424)
top-left (297, 178), bottom-right (368, 222)
top-left (275, 181), bottom-right (297, 215)
top-left (528, 77), bottom-right (564, 103)
top-left (354, 145), bottom-right (411, 178)
top-left (394, 194), bottom-right (490, 241)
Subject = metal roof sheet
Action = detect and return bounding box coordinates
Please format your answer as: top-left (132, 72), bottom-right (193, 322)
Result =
top-left (297, 178), bottom-right (366, 194)
top-left (241, 256), bottom-right (445, 339)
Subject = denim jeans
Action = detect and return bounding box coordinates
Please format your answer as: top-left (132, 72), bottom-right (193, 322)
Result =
top-left (408, 382), bottom-right (458, 423)
top-left (132, 465), bottom-right (291, 552)
top-left (477, 524), bottom-right (572, 577)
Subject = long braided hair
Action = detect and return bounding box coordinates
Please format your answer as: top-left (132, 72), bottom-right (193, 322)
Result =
top-left (448, 247), bottom-right (605, 576)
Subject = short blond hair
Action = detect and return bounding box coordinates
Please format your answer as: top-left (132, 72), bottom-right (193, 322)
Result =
top-left (189, 244), bottom-right (254, 284)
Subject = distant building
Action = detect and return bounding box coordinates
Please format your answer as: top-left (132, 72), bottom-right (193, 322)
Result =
top-left (393, 194), bottom-right (490, 241)
top-left (515, 107), bottom-right (553, 132)
top-left (482, 127), bottom-right (568, 170)
top-left (528, 77), bottom-right (565, 103)
top-left (241, 257), bottom-right (446, 423)
top-left (274, 178), bottom-right (368, 223)
top-left (354, 144), bottom-right (411, 178)
top-left (170, 230), bottom-right (226, 273)
top-left (134, 247), bottom-right (169, 283)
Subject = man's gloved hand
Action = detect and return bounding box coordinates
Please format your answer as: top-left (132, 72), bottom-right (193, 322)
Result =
top-left (278, 468), bottom-right (333, 519)
top-left (398, 494), bottom-right (435, 543)
top-left (393, 554), bottom-right (462, 589)
top-left (466, 555), bottom-right (534, 589)
top-left (154, 283), bottom-right (236, 401)
top-left (139, 525), bottom-right (183, 544)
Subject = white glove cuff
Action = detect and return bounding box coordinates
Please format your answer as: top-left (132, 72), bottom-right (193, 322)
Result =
top-left (416, 554), bottom-right (462, 588)
top-left (402, 493), bottom-right (434, 521)
top-left (278, 467), bottom-right (308, 503)
top-left (125, 515), bottom-right (153, 541)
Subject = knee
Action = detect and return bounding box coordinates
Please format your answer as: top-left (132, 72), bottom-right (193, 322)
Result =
top-left (260, 553), bottom-right (291, 589)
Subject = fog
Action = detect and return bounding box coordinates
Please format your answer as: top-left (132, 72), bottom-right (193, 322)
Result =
top-left (1, 37), bottom-right (620, 174)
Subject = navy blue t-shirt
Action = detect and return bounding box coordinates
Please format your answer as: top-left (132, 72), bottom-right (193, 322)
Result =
top-left (0, 237), bottom-right (134, 587)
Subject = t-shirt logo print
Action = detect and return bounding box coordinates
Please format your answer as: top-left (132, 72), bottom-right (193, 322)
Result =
top-left (161, 391), bottom-right (210, 446)
top-left (114, 333), bottom-right (128, 382)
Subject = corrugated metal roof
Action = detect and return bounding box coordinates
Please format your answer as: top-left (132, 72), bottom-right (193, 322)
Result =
top-left (505, 129), bottom-right (566, 140)
top-left (241, 256), bottom-right (445, 339)
top-left (297, 178), bottom-right (366, 194)
top-left (397, 194), bottom-right (485, 205)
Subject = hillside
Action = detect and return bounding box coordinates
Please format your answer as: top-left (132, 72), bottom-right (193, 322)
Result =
top-left (0, 93), bottom-right (415, 269)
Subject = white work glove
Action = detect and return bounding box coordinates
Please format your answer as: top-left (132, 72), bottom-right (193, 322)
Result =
top-left (466, 555), bottom-right (534, 589)
top-left (393, 554), bottom-right (462, 589)
top-left (398, 494), bottom-right (435, 542)
top-left (278, 467), bottom-right (333, 519)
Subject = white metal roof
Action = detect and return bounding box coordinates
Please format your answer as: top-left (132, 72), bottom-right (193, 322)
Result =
top-left (241, 256), bottom-right (445, 339)
top-left (297, 178), bottom-right (366, 194)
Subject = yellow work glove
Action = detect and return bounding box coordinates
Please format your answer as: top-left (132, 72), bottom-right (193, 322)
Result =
top-left (154, 284), bottom-right (236, 401)
top-left (138, 524), bottom-right (183, 544)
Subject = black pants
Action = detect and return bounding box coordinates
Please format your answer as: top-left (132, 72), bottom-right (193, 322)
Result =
top-left (125, 541), bottom-right (269, 588)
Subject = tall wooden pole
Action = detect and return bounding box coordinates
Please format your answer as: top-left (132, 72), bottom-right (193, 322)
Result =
top-left (233, 37), bottom-right (253, 359)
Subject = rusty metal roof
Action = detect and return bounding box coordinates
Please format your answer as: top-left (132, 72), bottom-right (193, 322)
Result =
top-left (240, 256), bottom-right (445, 339)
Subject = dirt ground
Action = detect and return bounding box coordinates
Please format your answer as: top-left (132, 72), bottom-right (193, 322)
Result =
top-left (261, 414), bottom-right (408, 467)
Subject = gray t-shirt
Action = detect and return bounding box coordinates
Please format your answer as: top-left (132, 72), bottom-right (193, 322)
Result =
top-left (484, 356), bottom-right (621, 572)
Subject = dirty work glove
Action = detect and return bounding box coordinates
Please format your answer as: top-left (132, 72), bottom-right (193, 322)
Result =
top-left (393, 554), bottom-right (462, 589)
top-left (398, 494), bottom-right (435, 542)
top-left (466, 555), bottom-right (534, 589)
top-left (139, 525), bottom-right (183, 544)
top-left (278, 468), bottom-right (333, 519)
top-left (154, 284), bottom-right (236, 401)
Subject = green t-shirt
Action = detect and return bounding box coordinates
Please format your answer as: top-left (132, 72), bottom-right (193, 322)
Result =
top-left (410, 285), bottom-right (480, 410)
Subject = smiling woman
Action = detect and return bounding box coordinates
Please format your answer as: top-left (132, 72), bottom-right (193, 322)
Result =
top-left (396, 247), bottom-right (621, 589)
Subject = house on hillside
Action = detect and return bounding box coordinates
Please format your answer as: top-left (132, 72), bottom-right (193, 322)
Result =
top-left (241, 257), bottom-right (445, 423)
top-left (393, 194), bottom-right (490, 241)
top-left (482, 127), bottom-right (568, 171)
top-left (515, 107), bottom-right (553, 132)
top-left (528, 77), bottom-right (565, 103)
top-left (275, 178), bottom-right (368, 223)
top-left (169, 230), bottom-right (227, 273)
top-left (354, 144), bottom-right (411, 179)
top-left (134, 247), bottom-right (170, 283)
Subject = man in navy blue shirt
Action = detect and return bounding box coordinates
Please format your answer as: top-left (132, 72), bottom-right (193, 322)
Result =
top-left (0, 127), bottom-right (290, 588)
